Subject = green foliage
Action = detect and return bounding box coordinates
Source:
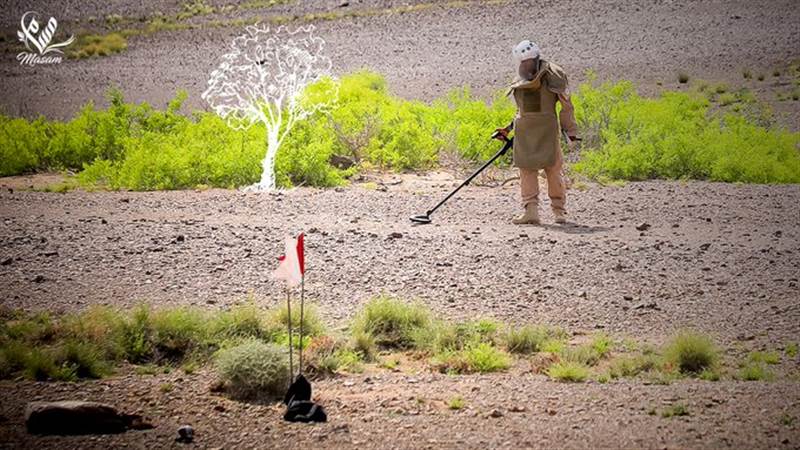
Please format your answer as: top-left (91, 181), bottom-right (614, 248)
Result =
top-left (663, 331), bottom-right (718, 374)
top-left (786, 343), bottom-right (798, 358)
top-left (504, 325), bottom-right (550, 354)
top-left (434, 342), bottom-right (511, 374)
top-left (350, 331), bottom-right (377, 361)
top-left (462, 342), bottom-right (511, 373)
top-left (210, 302), bottom-right (273, 341)
top-left (150, 307), bottom-right (208, 361)
top-left (572, 76), bottom-right (800, 184)
top-left (70, 33), bottom-right (128, 59)
top-left (214, 339), bottom-right (289, 399)
top-left (607, 353), bottom-right (659, 379)
top-left (546, 361), bottom-right (589, 382)
top-left (55, 340), bottom-right (111, 379)
top-left (738, 362), bottom-right (775, 381)
top-left (448, 396), bottom-right (466, 410)
top-left (4, 70), bottom-right (797, 187)
top-left (351, 296), bottom-right (432, 348)
top-left (117, 306), bottom-right (155, 363)
top-left (270, 303), bottom-right (324, 337)
top-left (748, 350), bottom-right (780, 365)
top-left (661, 403), bottom-right (690, 418)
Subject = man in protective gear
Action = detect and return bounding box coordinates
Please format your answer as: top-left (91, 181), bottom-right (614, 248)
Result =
top-left (495, 40), bottom-right (579, 225)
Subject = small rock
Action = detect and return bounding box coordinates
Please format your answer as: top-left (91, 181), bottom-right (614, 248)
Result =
top-left (488, 409), bottom-right (503, 418)
top-left (177, 425), bottom-right (194, 443)
top-left (578, 291), bottom-right (588, 298)
top-left (633, 301), bottom-right (658, 310)
top-left (32, 275), bottom-right (45, 283)
top-left (1, 257), bottom-right (12, 266)
top-left (509, 406), bottom-right (526, 413)
top-left (387, 232), bottom-right (403, 240)
top-left (623, 295), bottom-right (633, 301)
top-left (635, 222), bottom-right (651, 231)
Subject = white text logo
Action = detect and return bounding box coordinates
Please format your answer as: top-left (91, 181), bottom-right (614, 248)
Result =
top-left (17, 11), bottom-right (75, 66)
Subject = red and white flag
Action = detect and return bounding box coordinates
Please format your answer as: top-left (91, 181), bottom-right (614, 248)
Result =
top-left (273, 233), bottom-right (305, 287)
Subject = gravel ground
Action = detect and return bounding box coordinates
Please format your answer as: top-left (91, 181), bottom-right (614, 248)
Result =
top-left (1, 366), bottom-right (799, 449)
top-left (0, 0), bottom-right (798, 127)
top-left (1, 178), bottom-right (798, 347)
top-left (1, 0), bottom-right (800, 448)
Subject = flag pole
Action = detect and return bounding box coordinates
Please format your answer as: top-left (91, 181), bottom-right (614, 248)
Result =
top-left (286, 286), bottom-right (294, 384)
top-left (299, 274), bottom-right (305, 374)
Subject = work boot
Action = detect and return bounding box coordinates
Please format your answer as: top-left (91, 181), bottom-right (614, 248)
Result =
top-left (512, 203), bottom-right (539, 225)
top-left (553, 208), bottom-right (567, 224)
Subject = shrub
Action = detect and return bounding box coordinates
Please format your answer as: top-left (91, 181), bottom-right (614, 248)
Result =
top-left (210, 302), bottom-right (272, 341)
top-left (462, 343), bottom-right (511, 373)
top-left (504, 325), bottom-right (549, 354)
top-left (663, 331), bottom-right (718, 374)
top-left (661, 403), bottom-right (689, 418)
top-left (117, 306), bottom-right (154, 363)
top-left (573, 77), bottom-right (800, 184)
top-left (738, 362), bottom-right (774, 381)
top-left (448, 396), bottom-right (465, 410)
top-left (352, 296), bottom-right (432, 348)
top-left (150, 307), bottom-right (208, 361)
top-left (270, 303), bottom-right (324, 338)
top-left (214, 339), bottom-right (289, 399)
top-left (608, 354), bottom-right (659, 379)
top-left (55, 340), bottom-right (111, 379)
top-left (547, 361), bottom-right (589, 382)
top-left (590, 333), bottom-right (613, 358)
top-left (748, 350), bottom-right (780, 365)
top-left (433, 342), bottom-right (511, 374)
top-left (786, 343), bottom-right (798, 358)
top-left (350, 331), bottom-right (376, 361)
top-left (70, 33), bottom-right (128, 59)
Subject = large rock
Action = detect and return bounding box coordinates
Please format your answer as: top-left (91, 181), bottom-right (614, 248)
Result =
top-left (25, 401), bottom-right (148, 435)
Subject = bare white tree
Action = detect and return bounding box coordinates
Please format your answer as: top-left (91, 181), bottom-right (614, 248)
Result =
top-left (202, 24), bottom-right (336, 190)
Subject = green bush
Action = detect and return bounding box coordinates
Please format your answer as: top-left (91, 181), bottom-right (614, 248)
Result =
top-left (351, 296), bottom-right (432, 348)
top-left (504, 325), bottom-right (549, 354)
top-left (434, 343), bottom-right (511, 374)
top-left (573, 76), bottom-right (800, 184)
top-left (547, 361), bottom-right (589, 382)
top-left (214, 339), bottom-right (289, 399)
top-left (270, 303), bottom-right (324, 338)
top-left (150, 307), bottom-right (208, 361)
top-left (210, 302), bottom-right (273, 341)
top-left (3, 70), bottom-right (797, 187)
top-left (663, 331), bottom-right (718, 374)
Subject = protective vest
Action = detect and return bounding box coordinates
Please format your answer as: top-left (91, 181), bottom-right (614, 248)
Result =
top-left (507, 60), bottom-right (567, 169)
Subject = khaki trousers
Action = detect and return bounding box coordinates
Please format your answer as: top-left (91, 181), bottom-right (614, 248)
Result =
top-left (519, 142), bottom-right (566, 213)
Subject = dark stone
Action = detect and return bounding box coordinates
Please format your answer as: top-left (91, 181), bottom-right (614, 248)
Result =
top-left (635, 222), bottom-right (651, 231)
top-left (1, 257), bottom-right (12, 266)
top-left (177, 425), bottom-right (194, 443)
top-left (25, 401), bottom-right (145, 435)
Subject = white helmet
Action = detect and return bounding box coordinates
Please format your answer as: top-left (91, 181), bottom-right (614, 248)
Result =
top-left (512, 40), bottom-right (540, 64)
